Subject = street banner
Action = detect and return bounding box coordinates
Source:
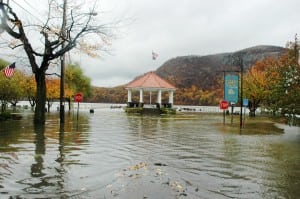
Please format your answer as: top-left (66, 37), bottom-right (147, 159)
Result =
top-left (224, 74), bottom-right (239, 103)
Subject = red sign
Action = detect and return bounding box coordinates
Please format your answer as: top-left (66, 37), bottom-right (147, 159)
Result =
top-left (219, 100), bottom-right (229, 110)
top-left (74, 93), bottom-right (83, 102)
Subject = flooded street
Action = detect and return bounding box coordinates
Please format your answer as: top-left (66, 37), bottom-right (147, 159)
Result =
top-left (0, 105), bottom-right (300, 199)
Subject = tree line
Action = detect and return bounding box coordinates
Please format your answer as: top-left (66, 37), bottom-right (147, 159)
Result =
top-left (244, 42), bottom-right (300, 117)
top-left (0, 61), bottom-right (92, 112)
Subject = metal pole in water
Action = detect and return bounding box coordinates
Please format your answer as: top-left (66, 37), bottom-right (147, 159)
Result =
top-left (223, 71), bottom-right (226, 125)
top-left (77, 102), bottom-right (79, 121)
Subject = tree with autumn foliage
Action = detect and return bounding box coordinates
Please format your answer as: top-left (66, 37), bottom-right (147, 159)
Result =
top-left (23, 74), bottom-right (36, 109)
top-left (244, 37), bottom-right (300, 117)
top-left (44, 63), bottom-right (90, 112)
top-left (45, 77), bottom-right (73, 112)
top-left (45, 78), bottom-right (60, 112)
top-left (244, 57), bottom-right (276, 116)
top-left (265, 41), bottom-right (300, 116)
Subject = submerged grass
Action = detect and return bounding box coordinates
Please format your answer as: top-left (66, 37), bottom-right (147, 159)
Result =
top-left (219, 115), bottom-right (285, 135)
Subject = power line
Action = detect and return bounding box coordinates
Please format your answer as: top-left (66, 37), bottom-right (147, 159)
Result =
top-left (10, 0), bottom-right (46, 24)
top-left (23, 0), bottom-right (41, 13)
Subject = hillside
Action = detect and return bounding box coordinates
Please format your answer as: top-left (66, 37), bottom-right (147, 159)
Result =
top-left (90, 45), bottom-right (286, 104)
top-left (156, 45), bottom-right (286, 89)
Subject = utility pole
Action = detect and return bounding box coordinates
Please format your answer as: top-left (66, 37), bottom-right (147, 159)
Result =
top-left (60, 0), bottom-right (67, 124)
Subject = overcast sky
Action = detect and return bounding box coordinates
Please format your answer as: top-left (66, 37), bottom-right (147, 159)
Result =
top-left (4, 0), bottom-right (300, 87)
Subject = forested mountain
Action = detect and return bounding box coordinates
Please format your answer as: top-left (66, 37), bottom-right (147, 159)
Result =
top-left (90, 45), bottom-right (286, 105)
top-left (156, 45), bottom-right (285, 89)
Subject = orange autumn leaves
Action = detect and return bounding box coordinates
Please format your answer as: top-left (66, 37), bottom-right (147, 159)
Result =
top-left (244, 49), bottom-right (300, 114)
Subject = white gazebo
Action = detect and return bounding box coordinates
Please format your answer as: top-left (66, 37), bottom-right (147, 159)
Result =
top-left (125, 71), bottom-right (176, 108)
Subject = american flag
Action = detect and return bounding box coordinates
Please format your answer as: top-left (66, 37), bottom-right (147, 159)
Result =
top-left (152, 51), bottom-right (158, 60)
top-left (3, 62), bottom-right (16, 78)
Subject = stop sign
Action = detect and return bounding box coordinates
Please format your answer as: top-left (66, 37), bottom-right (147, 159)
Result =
top-left (74, 93), bottom-right (83, 102)
top-left (219, 100), bottom-right (229, 110)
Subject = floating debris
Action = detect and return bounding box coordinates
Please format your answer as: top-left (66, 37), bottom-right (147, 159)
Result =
top-left (154, 162), bottom-right (168, 166)
top-left (169, 181), bottom-right (185, 193)
top-left (106, 161), bottom-right (198, 198)
top-left (155, 168), bottom-right (164, 176)
top-left (128, 173), bottom-right (142, 179)
top-left (128, 162), bottom-right (147, 171)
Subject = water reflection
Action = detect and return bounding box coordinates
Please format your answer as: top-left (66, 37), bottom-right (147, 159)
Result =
top-left (0, 110), bottom-right (299, 198)
top-left (31, 125), bottom-right (46, 178)
top-left (0, 112), bottom-right (92, 198)
top-left (122, 113), bottom-right (300, 198)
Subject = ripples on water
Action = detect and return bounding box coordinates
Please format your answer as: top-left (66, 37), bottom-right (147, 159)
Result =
top-left (0, 107), bottom-right (299, 199)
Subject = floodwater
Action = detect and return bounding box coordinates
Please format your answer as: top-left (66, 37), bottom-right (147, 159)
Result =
top-left (0, 105), bottom-right (300, 199)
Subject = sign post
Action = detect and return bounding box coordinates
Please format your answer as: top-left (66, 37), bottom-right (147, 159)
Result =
top-left (220, 99), bottom-right (229, 124)
top-left (242, 98), bottom-right (249, 127)
top-left (74, 93), bottom-right (83, 121)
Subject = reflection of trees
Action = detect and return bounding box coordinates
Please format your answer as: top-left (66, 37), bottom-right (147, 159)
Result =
top-left (30, 125), bottom-right (46, 182)
top-left (57, 123), bottom-right (65, 163)
top-left (126, 115), bottom-right (163, 138)
top-left (0, 119), bottom-right (24, 148)
top-left (55, 123), bottom-right (66, 192)
top-left (0, 112), bottom-right (92, 196)
top-left (260, 143), bottom-right (300, 198)
top-left (125, 115), bottom-right (185, 150)
top-left (27, 113), bottom-right (91, 194)
top-left (219, 131), bottom-right (300, 199)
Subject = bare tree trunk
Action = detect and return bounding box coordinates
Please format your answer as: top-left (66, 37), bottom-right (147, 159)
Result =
top-left (28, 97), bottom-right (36, 111)
top-left (249, 107), bottom-right (256, 117)
top-left (34, 70), bottom-right (47, 124)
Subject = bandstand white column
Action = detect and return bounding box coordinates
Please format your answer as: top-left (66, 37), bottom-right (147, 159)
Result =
top-left (168, 90), bottom-right (174, 105)
top-left (139, 89), bottom-right (144, 103)
top-left (127, 89), bottom-right (132, 102)
top-left (157, 89), bottom-right (162, 105)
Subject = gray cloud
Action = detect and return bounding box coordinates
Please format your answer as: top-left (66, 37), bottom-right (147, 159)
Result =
top-left (82, 0), bottom-right (300, 87)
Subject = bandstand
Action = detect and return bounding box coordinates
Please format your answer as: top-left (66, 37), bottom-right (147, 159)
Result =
top-left (125, 71), bottom-right (176, 114)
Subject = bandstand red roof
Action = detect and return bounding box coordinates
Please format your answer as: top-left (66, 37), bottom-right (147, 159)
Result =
top-left (125, 71), bottom-right (176, 90)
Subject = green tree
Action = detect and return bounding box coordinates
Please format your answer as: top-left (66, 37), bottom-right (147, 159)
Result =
top-left (244, 39), bottom-right (300, 117)
top-left (265, 46), bottom-right (300, 116)
top-left (0, 69), bottom-right (25, 112)
top-left (65, 63), bottom-right (92, 99)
